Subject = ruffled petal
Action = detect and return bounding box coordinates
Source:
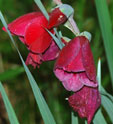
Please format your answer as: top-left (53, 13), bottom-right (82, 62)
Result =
top-left (54, 69), bottom-right (84, 92)
top-left (79, 73), bottom-right (98, 87)
top-left (68, 86), bottom-right (101, 124)
top-left (25, 52), bottom-right (42, 68)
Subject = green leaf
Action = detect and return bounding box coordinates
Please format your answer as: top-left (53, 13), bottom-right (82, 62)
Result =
top-left (95, 0), bottom-right (113, 86)
top-left (93, 109), bottom-right (107, 124)
top-left (85, 120), bottom-right (87, 124)
top-left (0, 11), bottom-right (56, 124)
top-left (96, 49), bottom-right (113, 123)
top-left (0, 67), bottom-right (24, 81)
top-left (101, 86), bottom-right (113, 102)
top-left (46, 29), bottom-right (64, 49)
top-left (71, 112), bottom-right (78, 124)
top-left (34, 0), bottom-right (49, 20)
top-left (101, 95), bottom-right (113, 123)
top-left (97, 59), bottom-right (101, 91)
top-left (0, 82), bottom-right (19, 124)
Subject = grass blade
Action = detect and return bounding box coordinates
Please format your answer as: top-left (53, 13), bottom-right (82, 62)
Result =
top-left (34, 0), bottom-right (49, 20)
top-left (101, 95), bottom-right (113, 123)
top-left (101, 87), bottom-right (113, 102)
top-left (95, 0), bottom-right (113, 86)
top-left (0, 82), bottom-right (19, 124)
top-left (93, 109), bottom-right (107, 124)
top-left (97, 59), bottom-right (101, 91)
top-left (0, 11), bottom-right (56, 124)
top-left (46, 29), bottom-right (64, 49)
top-left (71, 112), bottom-right (78, 124)
top-left (96, 52), bottom-right (113, 123)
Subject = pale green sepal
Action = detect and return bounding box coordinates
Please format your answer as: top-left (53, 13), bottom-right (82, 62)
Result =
top-left (77, 31), bottom-right (92, 42)
top-left (56, 4), bottom-right (74, 18)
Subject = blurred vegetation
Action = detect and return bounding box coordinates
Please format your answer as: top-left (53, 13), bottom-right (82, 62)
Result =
top-left (0, 0), bottom-right (113, 124)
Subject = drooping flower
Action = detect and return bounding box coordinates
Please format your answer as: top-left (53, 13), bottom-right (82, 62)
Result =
top-left (3, 12), bottom-right (54, 53)
top-left (2, 9), bottom-right (67, 68)
top-left (68, 86), bottom-right (101, 124)
top-left (54, 36), bottom-right (98, 92)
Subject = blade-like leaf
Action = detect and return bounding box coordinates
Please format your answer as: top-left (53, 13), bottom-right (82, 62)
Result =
top-left (97, 59), bottom-right (101, 90)
top-left (85, 120), bottom-right (87, 124)
top-left (96, 49), bottom-right (113, 123)
top-left (95, 0), bottom-right (113, 86)
top-left (101, 87), bottom-right (113, 102)
top-left (71, 112), bottom-right (78, 124)
top-left (93, 109), bottom-right (107, 124)
top-left (0, 82), bottom-right (19, 124)
top-left (46, 29), bottom-right (64, 49)
top-left (0, 67), bottom-right (24, 81)
top-left (34, 0), bottom-right (49, 20)
top-left (0, 11), bottom-right (56, 124)
top-left (101, 95), bottom-right (113, 123)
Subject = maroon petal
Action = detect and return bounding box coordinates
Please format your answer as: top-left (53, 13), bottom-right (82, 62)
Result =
top-left (48, 8), bottom-right (67, 29)
top-left (25, 18), bottom-right (53, 53)
top-left (79, 73), bottom-right (98, 87)
top-left (54, 69), bottom-right (84, 92)
top-left (80, 36), bottom-right (96, 81)
top-left (43, 41), bottom-right (59, 61)
top-left (55, 37), bottom-right (81, 70)
top-left (5, 12), bottom-right (43, 36)
top-left (25, 52), bottom-right (42, 68)
top-left (68, 86), bottom-right (101, 124)
top-left (64, 48), bottom-right (85, 72)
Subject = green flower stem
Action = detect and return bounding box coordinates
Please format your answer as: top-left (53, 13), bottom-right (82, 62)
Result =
top-left (67, 15), bottom-right (80, 35)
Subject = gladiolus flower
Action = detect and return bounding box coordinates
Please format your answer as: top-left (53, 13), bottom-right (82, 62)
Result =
top-left (54, 36), bottom-right (98, 92)
top-left (68, 86), bottom-right (101, 124)
top-left (2, 9), bottom-right (67, 68)
top-left (3, 12), bottom-right (54, 53)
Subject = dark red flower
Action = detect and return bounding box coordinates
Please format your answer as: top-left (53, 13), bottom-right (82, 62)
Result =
top-left (68, 86), bottom-right (101, 124)
top-left (54, 36), bottom-right (98, 92)
top-left (3, 10), bottom-right (67, 68)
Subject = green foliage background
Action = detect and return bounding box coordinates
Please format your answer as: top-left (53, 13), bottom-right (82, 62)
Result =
top-left (0, 0), bottom-right (113, 123)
